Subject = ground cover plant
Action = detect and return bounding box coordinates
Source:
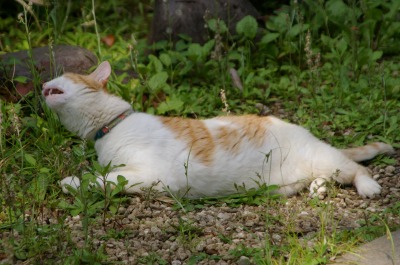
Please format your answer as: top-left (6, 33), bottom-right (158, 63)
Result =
top-left (1, 0), bottom-right (400, 264)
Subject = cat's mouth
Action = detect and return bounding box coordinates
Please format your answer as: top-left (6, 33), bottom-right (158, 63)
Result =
top-left (43, 87), bottom-right (64, 97)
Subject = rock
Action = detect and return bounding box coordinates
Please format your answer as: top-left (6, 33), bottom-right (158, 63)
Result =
top-left (234, 232), bottom-right (246, 239)
top-left (118, 206), bottom-right (127, 214)
top-left (150, 225), bottom-right (161, 234)
top-left (71, 215), bottom-right (81, 221)
top-left (217, 212), bottom-right (231, 220)
top-left (244, 220), bottom-right (254, 227)
top-left (237, 256), bottom-right (251, 265)
top-left (175, 247), bottom-right (189, 260)
top-left (373, 174), bottom-right (381, 180)
top-left (272, 234), bottom-right (282, 242)
top-left (299, 211), bottom-right (309, 216)
top-left (0, 45), bottom-right (97, 102)
top-left (196, 241), bottom-right (206, 251)
top-left (332, 230), bottom-right (400, 265)
top-left (385, 165), bottom-right (396, 174)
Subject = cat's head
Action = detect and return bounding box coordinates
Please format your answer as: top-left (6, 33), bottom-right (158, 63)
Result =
top-left (42, 61), bottom-right (131, 139)
top-left (42, 61), bottom-right (111, 111)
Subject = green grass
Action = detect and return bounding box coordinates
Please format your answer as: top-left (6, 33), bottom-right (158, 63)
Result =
top-left (1, 0), bottom-right (400, 264)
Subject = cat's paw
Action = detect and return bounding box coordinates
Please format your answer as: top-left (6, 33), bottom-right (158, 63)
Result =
top-left (60, 176), bottom-right (81, 193)
top-left (309, 178), bottom-right (327, 199)
top-left (354, 174), bottom-right (381, 198)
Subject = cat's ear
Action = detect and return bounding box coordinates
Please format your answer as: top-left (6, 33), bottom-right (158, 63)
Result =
top-left (89, 61), bottom-right (111, 86)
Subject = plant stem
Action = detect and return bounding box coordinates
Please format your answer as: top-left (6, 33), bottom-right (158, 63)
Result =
top-left (92, 0), bottom-right (102, 58)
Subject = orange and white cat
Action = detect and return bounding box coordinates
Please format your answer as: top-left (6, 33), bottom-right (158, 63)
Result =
top-left (42, 61), bottom-right (394, 198)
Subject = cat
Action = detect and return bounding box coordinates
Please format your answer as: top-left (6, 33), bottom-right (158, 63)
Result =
top-left (42, 61), bottom-right (394, 199)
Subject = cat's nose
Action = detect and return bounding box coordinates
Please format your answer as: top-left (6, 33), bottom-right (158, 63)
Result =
top-left (42, 82), bottom-right (47, 89)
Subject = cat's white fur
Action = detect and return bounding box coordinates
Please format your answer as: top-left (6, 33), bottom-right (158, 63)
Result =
top-left (42, 61), bottom-right (394, 199)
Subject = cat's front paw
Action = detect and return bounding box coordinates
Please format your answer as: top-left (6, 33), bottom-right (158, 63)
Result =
top-left (60, 176), bottom-right (81, 193)
top-left (309, 178), bottom-right (327, 199)
top-left (354, 174), bottom-right (381, 198)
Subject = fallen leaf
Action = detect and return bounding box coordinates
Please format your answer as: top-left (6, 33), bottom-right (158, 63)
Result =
top-left (16, 82), bottom-right (34, 96)
top-left (101, 34), bottom-right (115, 47)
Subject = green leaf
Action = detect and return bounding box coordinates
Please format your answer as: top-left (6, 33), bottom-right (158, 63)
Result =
top-left (58, 200), bottom-right (72, 210)
top-left (157, 96), bottom-right (184, 114)
top-left (40, 167), bottom-right (50, 173)
top-left (178, 61), bottom-right (193, 76)
top-left (70, 209), bottom-right (82, 217)
top-left (92, 161), bottom-right (104, 175)
top-left (320, 34), bottom-right (334, 48)
top-left (14, 76), bottom-right (28, 83)
top-left (24, 153), bottom-right (36, 166)
top-left (117, 175), bottom-right (128, 186)
top-left (207, 19), bottom-right (227, 33)
top-left (148, 71), bottom-right (168, 91)
top-left (371, 50), bottom-right (383, 61)
top-left (148, 54), bottom-right (163, 73)
top-left (109, 205), bottom-right (117, 215)
top-left (30, 174), bottom-right (49, 200)
top-left (187, 43), bottom-right (203, 61)
top-left (90, 200), bottom-right (106, 212)
top-left (159, 53), bottom-right (171, 67)
top-left (266, 13), bottom-right (287, 33)
top-left (261, 33), bottom-right (280, 44)
top-left (236, 15), bottom-right (258, 39)
top-left (326, 0), bottom-right (351, 24)
top-left (72, 145), bottom-right (85, 157)
top-left (286, 24), bottom-right (308, 39)
top-left (336, 38), bottom-right (348, 55)
top-left (202, 40), bottom-right (215, 55)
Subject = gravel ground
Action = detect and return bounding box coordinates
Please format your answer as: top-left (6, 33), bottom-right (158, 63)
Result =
top-left (2, 152), bottom-right (399, 265)
top-left (58, 150), bottom-right (399, 265)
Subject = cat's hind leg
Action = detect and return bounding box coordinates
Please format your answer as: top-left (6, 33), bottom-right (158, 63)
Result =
top-left (334, 163), bottom-right (381, 198)
top-left (353, 167), bottom-right (381, 198)
top-left (311, 160), bottom-right (381, 198)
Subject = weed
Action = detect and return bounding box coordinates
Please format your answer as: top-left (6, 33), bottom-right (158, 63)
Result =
top-left (58, 162), bottom-right (129, 223)
top-left (172, 217), bottom-right (203, 250)
top-left (229, 244), bottom-right (266, 264)
top-left (174, 183), bottom-right (281, 212)
top-left (99, 228), bottom-right (128, 240)
top-left (138, 252), bottom-right (168, 265)
top-left (187, 253), bottom-right (221, 264)
top-left (66, 247), bottom-right (108, 265)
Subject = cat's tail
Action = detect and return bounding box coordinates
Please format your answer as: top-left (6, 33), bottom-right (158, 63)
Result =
top-left (341, 142), bottom-right (395, 162)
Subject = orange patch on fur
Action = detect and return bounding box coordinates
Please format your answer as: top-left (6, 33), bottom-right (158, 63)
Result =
top-left (214, 115), bottom-right (269, 149)
top-left (215, 125), bottom-right (243, 153)
top-left (161, 115), bottom-right (270, 163)
top-left (160, 117), bottom-right (215, 165)
top-left (64, 73), bottom-right (105, 91)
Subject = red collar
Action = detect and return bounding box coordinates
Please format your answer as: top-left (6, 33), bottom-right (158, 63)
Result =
top-left (94, 109), bottom-right (133, 140)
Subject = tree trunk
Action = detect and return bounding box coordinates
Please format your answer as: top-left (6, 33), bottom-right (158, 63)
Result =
top-left (149, 0), bottom-right (260, 44)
